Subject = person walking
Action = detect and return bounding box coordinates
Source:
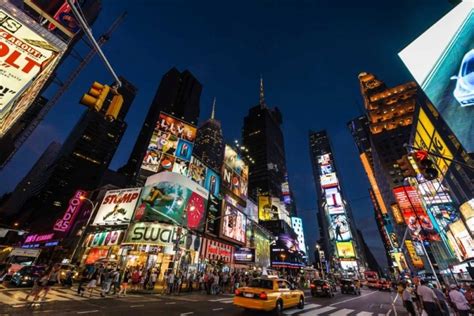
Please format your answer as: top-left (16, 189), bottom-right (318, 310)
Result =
top-left (77, 268), bottom-right (91, 296)
top-left (432, 284), bottom-right (450, 316)
top-left (402, 283), bottom-right (417, 316)
top-left (86, 270), bottom-right (99, 297)
top-left (463, 284), bottom-right (474, 310)
top-left (100, 268), bottom-right (112, 297)
top-left (118, 270), bottom-right (130, 297)
top-left (149, 270), bottom-right (158, 291)
top-left (40, 264), bottom-right (61, 301)
top-left (416, 279), bottom-right (442, 316)
top-left (167, 271), bottom-right (175, 295)
top-left (110, 269), bottom-right (121, 295)
top-left (449, 284), bottom-right (471, 316)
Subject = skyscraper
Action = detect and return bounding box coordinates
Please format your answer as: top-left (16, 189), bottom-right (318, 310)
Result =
top-left (15, 77), bottom-right (137, 232)
top-left (193, 98), bottom-right (224, 171)
top-left (309, 130), bottom-right (365, 275)
top-left (119, 68), bottom-right (202, 185)
top-left (242, 78), bottom-right (287, 200)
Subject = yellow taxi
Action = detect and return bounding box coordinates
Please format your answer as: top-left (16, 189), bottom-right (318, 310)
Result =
top-left (233, 277), bottom-right (305, 314)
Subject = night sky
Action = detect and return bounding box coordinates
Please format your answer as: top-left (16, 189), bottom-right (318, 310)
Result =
top-left (0, 0), bottom-right (453, 268)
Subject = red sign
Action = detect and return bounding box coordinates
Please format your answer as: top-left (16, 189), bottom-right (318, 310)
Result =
top-left (415, 150), bottom-right (428, 161)
top-left (24, 233), bottom-right (55, 244)
top-left (393, 186), bottom-right (439, 241)
top-left (53, 190), bottom-right (86, 233)
top-left (201, 238), bottom-right (234, 263)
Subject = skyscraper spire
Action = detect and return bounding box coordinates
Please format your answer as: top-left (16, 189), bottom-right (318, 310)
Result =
top-left (211, 97), bottom-right (216, 120)
top-left (259, 74), bottom-right (265, 107)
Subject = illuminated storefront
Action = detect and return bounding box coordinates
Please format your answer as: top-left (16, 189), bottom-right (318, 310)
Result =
top-left (82, 230), bottom-right (125, 265)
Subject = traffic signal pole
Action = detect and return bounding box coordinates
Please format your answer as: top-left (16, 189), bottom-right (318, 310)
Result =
top-left (67, 0), bottom-right (122, 88)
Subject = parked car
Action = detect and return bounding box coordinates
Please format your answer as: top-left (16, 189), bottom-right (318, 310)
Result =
top-left (340, 279), bottom-right (361, 295)
top-left (310, 279), bottom-right (337, 297)
top-left (10, 265), bottom-right (46, 287)
top-left (451, 49), bottom-right (474, 107)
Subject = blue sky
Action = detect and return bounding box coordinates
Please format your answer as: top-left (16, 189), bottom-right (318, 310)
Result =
top-left (0, 0), bottom-right (453, 267)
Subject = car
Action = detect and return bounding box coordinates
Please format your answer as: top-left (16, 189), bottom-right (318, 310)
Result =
top-left (310, 279), bottom-right (337, 297)
top-left (10, 265), bottom-right (45, 287)
top-left (451, 49), bottom-right (474, 107)
top-left (379, 278), bottom-right (392, 291)
top-left (233, 277), bottom-right (305, 315)
top-left (340, 279), bottom-right (361, 295)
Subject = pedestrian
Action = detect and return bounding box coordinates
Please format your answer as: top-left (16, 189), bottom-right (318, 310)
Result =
top-left (432, 283), bottom-right (450, 316)
top-left (86, 270), bottom-right (99, 297)
top-left (148, 269), bottom-right (157, 290)
top-left (110, 269), bottom-right (121, 295)
top-left (416, 279), bottom-right (442, 316)
top-left (25, 271), bottom-right (44, 302)
top-left (131, 269), bottom-right (140, 291)
top-left (118, 270), bottom-right (130, 297)
top-left (77, 268), bottom-right (90, 296)
top-left (40, 264), bottom-right (61, 301)
top-left (176, 273), bottom-right (182, 295)
top-left (100, 268), bottom-right (112, 297)
top-left (167, 271), bottom-right (175, 295)
top-left (463, 284), bottom-right (474, 309)
top-left (449, 284), bottom-right (471, 316)
top-left (212, 272), bottom-right (220, 295)
top-left (402, 283), bottom-right (417, 316)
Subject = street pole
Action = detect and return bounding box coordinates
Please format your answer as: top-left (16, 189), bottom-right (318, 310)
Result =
top-left (70, 197), bottom-right (98, 264)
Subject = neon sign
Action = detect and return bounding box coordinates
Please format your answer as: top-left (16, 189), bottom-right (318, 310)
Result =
top-left (53, 190), bottom-right (86, 233)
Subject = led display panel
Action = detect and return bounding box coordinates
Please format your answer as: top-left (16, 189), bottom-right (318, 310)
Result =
top-left (220, 201), bottom-right (246, 245)
top-left (336, 241), bottom-right (355, 258)
top-left (221, 145), bottom-right (248, 200)
top-left (330, 214), bottom-right (352, 242)
top-left (399, 2), bottom-right (474, 153)
top-left (325, 187), bottom-right (344, 214)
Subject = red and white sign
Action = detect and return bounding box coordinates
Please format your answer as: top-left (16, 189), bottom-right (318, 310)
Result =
top-left (92, 188), bottom-right (141, 226)
top-left (24, 233), bottom-right (55, 244)
top-left (200, 238), bottom-right (234, 263)
top-left (54, 190), bottom-right (86, 233)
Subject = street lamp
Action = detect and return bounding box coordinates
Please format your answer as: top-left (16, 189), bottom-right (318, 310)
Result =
top-left (316, 244), bottom-right (325, 280)
top-left (69, 195), bottom-right (99, 264)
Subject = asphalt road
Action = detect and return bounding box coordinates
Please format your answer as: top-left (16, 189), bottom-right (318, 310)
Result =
top-left (0, 286), bottom-right (407, 316)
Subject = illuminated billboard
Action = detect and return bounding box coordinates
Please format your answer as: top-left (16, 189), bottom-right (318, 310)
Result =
top-left (336, 241), bottom-right (355, 258)
top-left (399, 2), bottom-right (474, 153)
top-left (141, 112), bottom-right (197, 173)
top-left (330, 214), bottom-right (352, 242)
top-left (448, 220), bottom-right (474, 260)
top-left (135, 172), bottom-right (208, 231)
top-left (258, 195), bottom-right (290, 223)
top-left (222, 145), bottom-right (248, 200)
top-left (220, 201), bottom-right (246, 245)
top-left (393, 186), bottom-right (439, 241)
top-left (460, 199), bottom-right (474, 233)
top-left (189, 156), bottom-right (220, 197)
top-left (320, 173), bottom-right (338, 189)
top-left (405, 240), bottom-right (424, 268)
top-left (390, 203), bottom-right (405, 225)
top-left (92, 188), bottom-right (141, 226)
top-left (325, 187), bottom-right (344, 214)
top-left (53, 190), bottom-right (86, 233)
top-left (244, 198), bottom-right (258, 223)
top-left (413, 108), bottom-right (453, 178)
top-left (0, 6), bottom-right (66, 137)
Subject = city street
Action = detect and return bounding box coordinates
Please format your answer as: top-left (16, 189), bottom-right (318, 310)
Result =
top-left (0, 287), bottom-right (406, 316)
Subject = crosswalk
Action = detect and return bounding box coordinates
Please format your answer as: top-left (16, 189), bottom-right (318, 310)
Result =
top-left (282, 304), bottom-right (389, 316)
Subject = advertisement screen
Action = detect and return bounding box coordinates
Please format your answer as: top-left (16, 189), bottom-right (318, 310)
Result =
top-left (393, 186), bottom-right (439, 241)
top-left (189, 156), bottom-right (221, 197)
top-left (254, 231), bottom-right (270, 267)
top-left (220, 201), bottom-right (246, 245)
top-left (399, 2), bottom-right (474, 153)
top-left (405, 240), bottom-right (424, 268)
top-left (330, 214), bottom-right (352, 242)
top-left (325, 187), bottom-right (344, 214)
top-left (85, 230), bottom-right (125, 248)
top-left (244, 199), bottom-right (258, 223)
top-left (460, 199), bottom-right (474, 233)
top-left (124, 222), bottom-right (184, 247)
top-left (221, 145), bottom-right (248, 200)
top-left (135, 172), bottom-right (208, 231)
top-left (0, 7), bottom-right (66, 137)
top-left (92, 188), bottom-right (141, 226)
top-left (320, 173), bottom-right (338, 188)
top-left (317, 153), bottom-right (331, 166)
top-left (205, 194), bottom-right (221, 236)
top-left (234, 247), bottom-right (255, 264)
top-left (448, 220), bottom-right (474, 260)
top-left (258, 195), bottom-right (289, 223)
top-left (336, 241), bottom-right (355, 258)
top-left (141, 112), bottom-right (197, 173)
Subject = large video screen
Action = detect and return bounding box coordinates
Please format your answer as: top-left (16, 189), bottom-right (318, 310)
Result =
top-left (325, 187), bottom-right (344, 214)
top-left (93, 188), bottom-right (141, 226)
top-left (222, 145), bottom-right (248, 200)
top-left (0, 6), bottom-right (66, 137)
top-left (399, 2), bottom-right (474, 153)
top-left (330, 214), bottom-right (352, 242)
top-left (336, 241), bottom-right (355, 258)
top-left (220, 201), bottom-right (246, 245)
top-left (135, 172), bottom-right (208, 231)
top-left (141, 112), bottom-right (197, 173)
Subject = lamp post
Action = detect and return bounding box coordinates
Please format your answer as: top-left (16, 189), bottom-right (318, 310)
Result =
top-left (69, 195), bottom-right (99, 264)
top-left (316, 244), bottom-right (325, 280)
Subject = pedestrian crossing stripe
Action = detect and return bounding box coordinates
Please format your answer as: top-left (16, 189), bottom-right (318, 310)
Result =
top-left (284, 304), bottom-right (321, 315)
top-left (328, 308), bottom-right (354, 316)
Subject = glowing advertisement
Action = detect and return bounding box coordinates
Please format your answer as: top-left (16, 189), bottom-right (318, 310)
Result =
top-left (53, 190), bottom-right (86, 233)
top-left (85, 230), bottom-right (125, 248)
top-left (413, 108), bottom-right (453, 177)
top-left (405, 240), bottom-right (424, 268)
top-left (325, 187), bottom-right (344, 214)
top-left (92, 188), bottom-right (141, 226)
top-left (220, 201), bottom-right (246, 245)
top-left (258, 196), bottom-right (290, 223)
top-left (460, 199), bottom-right (474, 233)
top-left (222, 145), bottom-right (248, 200)
top-left (205, 194), bottom-right (221, 236)
top-left (393, 186), bottom-right (439, 241)
top-left (141, 112), bottom-right (197, 173)
top-left (399, 2), bottom-right (474, 152)
top-left (330, 214), bottom-right (352, 242)
top-left (0, 6), bottom-right (66, 137)
top-left (188, 156), bottom-right (220, 197)
top-left (390, 203), bottom-right (405, 225)
top-left (320, 173), bottom-right (338, 189)
top-left (448, 220), bottom-right (474, 260)
top-left (254, 231), bottom-right (270, 267)
top-left (336, 241), bottom-right (355, 258)
top-left (124, 222), bottom-right (185, 247)
top-left (135, 172), bottom-right (208, 232)
top-left (244, 198), bottom-right (258, 223)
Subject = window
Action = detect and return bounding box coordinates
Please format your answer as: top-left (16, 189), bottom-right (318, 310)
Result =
top-left (278, 281), bottom-right (290, 289)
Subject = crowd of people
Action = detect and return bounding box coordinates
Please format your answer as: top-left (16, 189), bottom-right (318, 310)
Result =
top-left (400, 279), bottom-right (474, 316)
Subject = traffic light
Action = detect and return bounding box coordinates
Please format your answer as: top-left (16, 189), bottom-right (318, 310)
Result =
top-left (80, 82), bottom-right (110, 111)
top-left (105, 94), bottom-right (123, 120)
top-left (396, 154), bottom-right (416, 178)
top-left (414, 150), bottom-right (439, 181)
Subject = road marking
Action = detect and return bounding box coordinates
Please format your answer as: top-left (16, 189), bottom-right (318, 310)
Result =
top-left (209, 297), bottom-right (233, 302)
top-left (180, 313), bottom-right (194, 316)
top-left (172, 296), bottom-right (198, 302)
top-left (77, 311), bottom-right (99, 314)
top-left (165, 302), bottom-right (176, 305)
top-left (212, 308), bottom-right (224, 311)
top-left (284, 304), bottom-right (321, 315)
top-left (356, 312), bottom-right (373, 316)
top-left (130, 304), bottom-right (144, 307)
top-left (330, 290), bottom-right (378, 306)
top-left (300, 306), bottom-right (336, 315)
top-left (328, 308), bottom-right (355, 316)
